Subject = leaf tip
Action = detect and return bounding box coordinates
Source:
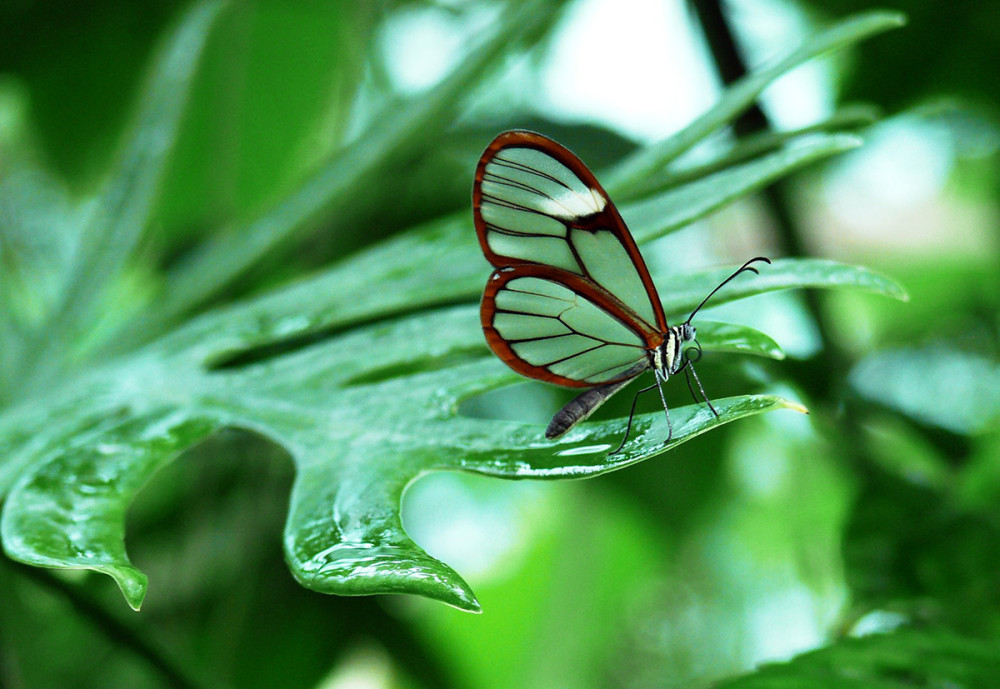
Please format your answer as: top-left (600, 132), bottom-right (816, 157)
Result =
top-left (286, 536), bottom-right (483, 612)
top-left (453, 595), bottom-right (484, 614)
top-left (854, 9), bottom-right (908, 31)
top-left (102, 565), bottom-right (149, 611)
top-left (883, 10), bottom-right (909, 28)
top-left (427, 574), bottom-right (482, 613)
top-left (879, 277), bottom-right (910, 302)
top-left (783, 400), bottom-right (810, 415)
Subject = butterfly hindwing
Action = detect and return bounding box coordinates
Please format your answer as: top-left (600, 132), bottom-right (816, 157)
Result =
top-left (473, 130), bottom-right (668, 335)
top-left (481, 264), bottom-right (654, 388)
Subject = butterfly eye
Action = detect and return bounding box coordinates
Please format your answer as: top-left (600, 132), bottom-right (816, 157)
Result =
top-left (683, 324), bottom-right (696, 341)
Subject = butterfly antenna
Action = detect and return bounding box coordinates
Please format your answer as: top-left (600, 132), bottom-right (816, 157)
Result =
top-left (685, 256), bottom-right (770, 325)
top-left (609, 382), bottom-right (657, 456)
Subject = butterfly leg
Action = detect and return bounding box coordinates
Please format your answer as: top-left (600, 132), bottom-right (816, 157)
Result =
top-left (654, 369), bottom-right (673, 443)
top-left (608, 381), bottom-right (658, 456)
top-left (684, 362), bottom-right (718, 417)
top-left (681, 362), bottom-right (698, 405)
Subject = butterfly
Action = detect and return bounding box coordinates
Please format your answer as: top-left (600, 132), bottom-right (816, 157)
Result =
top-left (473, 130), bottom-right (768, 453)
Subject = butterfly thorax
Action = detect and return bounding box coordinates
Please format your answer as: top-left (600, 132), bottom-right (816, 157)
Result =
top-left (650, 324), bottom-right (696, 377)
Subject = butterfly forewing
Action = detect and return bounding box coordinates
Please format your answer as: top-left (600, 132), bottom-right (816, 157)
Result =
top-left (482, 265), bottom-right (652, 388)
top-left (474, 130), bottom-right (667, 334)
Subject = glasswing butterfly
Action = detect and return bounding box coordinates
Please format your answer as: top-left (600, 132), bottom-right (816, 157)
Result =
top-left (474, 130), bottom-right (768, 453)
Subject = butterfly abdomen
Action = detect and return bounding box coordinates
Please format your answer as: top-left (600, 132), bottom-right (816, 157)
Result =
top-left (545, 386), bottom-right (605, 439)
top-left (545, 374), bottom-right (641, 439)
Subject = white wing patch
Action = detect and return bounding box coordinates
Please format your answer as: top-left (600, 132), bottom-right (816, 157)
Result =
top-left (479, 146), bottom-right (605, 269)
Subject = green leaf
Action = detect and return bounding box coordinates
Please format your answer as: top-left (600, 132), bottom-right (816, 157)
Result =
top-left (0, 281), bottom-right (802, 611)
top-left (155, 254), bottom-right (884, 378)
top-left (697, 321), bottom-right (784, 360)
top-left (454, 395), bottom-right (806, 478)
top-left (623, 105), bottom-right (880, 200)
top-left (0, 357), bottom-right (796, 613)
top-left (0, 85), bottom-right (79, 399)
top-left (714, 629), bottom-right (1000, 688)
top-left (1, 409), bottom-right (218, 610)
top-left (0, 249), bottom-right (893, 613)
top-left (140, 208), bottom-right (902, 374)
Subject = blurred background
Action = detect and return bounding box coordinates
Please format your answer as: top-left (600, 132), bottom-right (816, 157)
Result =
top-left (1, 0), bottom-right (998, 687)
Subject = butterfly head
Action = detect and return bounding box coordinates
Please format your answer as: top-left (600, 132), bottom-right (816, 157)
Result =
top-left (677, 325), bottom-right (701, 371)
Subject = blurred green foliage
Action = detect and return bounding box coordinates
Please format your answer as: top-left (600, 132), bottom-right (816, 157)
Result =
top-left (0, 1), bottom-right (998, 688)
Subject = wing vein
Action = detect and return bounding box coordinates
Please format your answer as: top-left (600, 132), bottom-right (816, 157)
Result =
top-left (578, 356), bottom-right (648, 381)
top-left (539, 342), bottom-right (606, 367)
top-left (486, 224), bottom-right (567, 240)
top-left (483, 173), bottom-right (578, 218)
top-left (481, 194), bottom-right (560, 219)
top-left (491, 157), bottom-right (574, 191)
top-left (495, 308), bottom-right (566, 318)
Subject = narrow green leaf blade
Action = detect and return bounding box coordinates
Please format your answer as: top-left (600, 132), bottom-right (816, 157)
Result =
top-left (607, 10), bottom-right (906, 192)
top-left (850, 345), bottom-right (1000, 435)
top-left (151, 214), bottom-right (485, 363)
top-left (622, 105), bottom-right (879, 200)
top-left (624, 134), bottom-right (862, 243)
top-left (446, 395), bottom-right (805, 479)
top-left (155, 254), bottom-right (896, 373)
top-left (34, 0), bottom-right (226, 373)
top-left (697, 320), bottom-right (784, 359)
